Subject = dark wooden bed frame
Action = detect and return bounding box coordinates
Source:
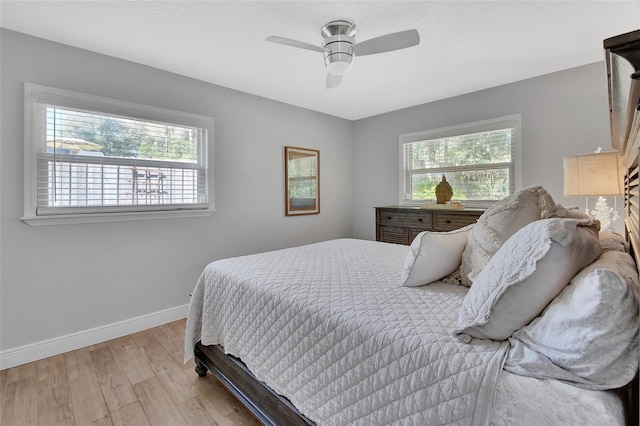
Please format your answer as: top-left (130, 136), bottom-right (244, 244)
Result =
top-left (193, 29), bottom-right (640, 426)
top-left (194, 343), bottom-right (315, 426)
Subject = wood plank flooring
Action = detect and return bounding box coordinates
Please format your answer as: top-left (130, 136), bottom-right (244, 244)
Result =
top-left (0, 319), bottom-right (261, 426)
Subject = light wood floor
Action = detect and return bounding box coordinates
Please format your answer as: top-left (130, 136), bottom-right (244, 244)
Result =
top-left (0, 319), bottom-right (261, 426)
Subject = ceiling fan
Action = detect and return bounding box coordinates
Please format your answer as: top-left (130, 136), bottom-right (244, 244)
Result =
top-left (266, 20), bottom-right (420, 89)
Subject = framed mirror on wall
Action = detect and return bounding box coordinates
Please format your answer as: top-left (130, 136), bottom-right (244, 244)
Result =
top-left (285, 146), bottom-right (320, 216)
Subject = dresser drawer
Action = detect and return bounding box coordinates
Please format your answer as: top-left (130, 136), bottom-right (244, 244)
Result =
top-left (433, 213), bottom-right (479, 231)
top-left (378, 211), bottom-right (433, 230)
top-left (378, 226), bottom-right (408, 245)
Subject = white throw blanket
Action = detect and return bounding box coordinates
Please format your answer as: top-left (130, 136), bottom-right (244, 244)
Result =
top-left (185, 239), bottom-right (508, 425)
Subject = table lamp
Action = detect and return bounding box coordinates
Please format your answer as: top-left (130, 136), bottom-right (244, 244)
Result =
top-left (563, 150), bottom-right (624, 230)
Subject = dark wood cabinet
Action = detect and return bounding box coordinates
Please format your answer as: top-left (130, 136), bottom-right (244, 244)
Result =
top-left (375, 206), bottom-right (484, 245)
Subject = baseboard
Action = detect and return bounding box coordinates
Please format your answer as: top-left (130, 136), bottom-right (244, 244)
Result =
top-left (0, 304), bottom-right (188, 370)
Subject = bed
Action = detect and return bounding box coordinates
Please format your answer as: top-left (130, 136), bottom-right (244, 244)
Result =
top-left (184, 30), bottom-right (640, 426)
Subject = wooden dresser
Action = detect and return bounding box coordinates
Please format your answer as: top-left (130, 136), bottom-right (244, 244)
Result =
top-left (375, 206), bottom-right (484, 245)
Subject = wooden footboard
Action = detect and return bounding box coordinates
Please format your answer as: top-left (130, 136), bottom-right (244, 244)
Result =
top-left (194, 342), bottom-right (314, 426)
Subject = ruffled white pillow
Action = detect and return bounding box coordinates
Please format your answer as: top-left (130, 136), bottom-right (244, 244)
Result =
top-left (505, 251), bottom-right (638, 390)
top-left (460, 186), bottom-right (556, 286)
top-left (400, 225), bottom-right (473, 287)
top-left (455, 218), bottom-right (600, 342)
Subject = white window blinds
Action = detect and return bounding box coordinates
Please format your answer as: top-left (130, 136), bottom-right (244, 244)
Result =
top-left (24, 84), bottom-right (212, 220)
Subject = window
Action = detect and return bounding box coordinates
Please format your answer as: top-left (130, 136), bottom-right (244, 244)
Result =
top-left (23, 83), bottom-right (213, 225)
top-left (399, 114), bottom-right (521, 207)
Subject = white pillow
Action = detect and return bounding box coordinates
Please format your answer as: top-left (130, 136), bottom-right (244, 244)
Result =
top-left (460, 186), bottom-right (556, 286)
top-left (454, 218), bottom-right (600, 342)
top-left (505, 251), bottom-right (638, 390)
top-left (400, 225), bottom-right (473, 287)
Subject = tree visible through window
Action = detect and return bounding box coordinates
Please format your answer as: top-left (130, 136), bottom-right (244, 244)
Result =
top-left (53, 110), bottom-right (198, 161)
top-left (400, 115), bottom-right (520, 206)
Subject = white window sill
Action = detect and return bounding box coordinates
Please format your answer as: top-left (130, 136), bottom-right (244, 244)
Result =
top-left (21, 208), bottom-right (215, 226)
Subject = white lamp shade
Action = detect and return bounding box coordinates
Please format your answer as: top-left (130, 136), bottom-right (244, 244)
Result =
top-left (327, 60), bottom-right (352, 76)
top-left (563, 151), bottom-right (624, 197)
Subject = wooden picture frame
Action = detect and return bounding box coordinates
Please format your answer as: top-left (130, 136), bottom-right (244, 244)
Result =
top-left (285, 146), bottom-right (320, 216)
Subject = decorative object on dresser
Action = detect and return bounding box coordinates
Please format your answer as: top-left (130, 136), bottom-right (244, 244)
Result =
top-left (563, 148), bottom-right (624, 230)
top-left (375, 205), bottom-right (483, 245)
top-left (435, 175), bottom-right (453, 204)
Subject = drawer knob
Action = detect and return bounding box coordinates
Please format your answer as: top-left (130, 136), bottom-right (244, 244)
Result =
top-left (417, 218), bottom-right (423, 222)
top-left (386, 216), bottom-right (392, 220)
top-left (445, 219), bottom-right (451, 224)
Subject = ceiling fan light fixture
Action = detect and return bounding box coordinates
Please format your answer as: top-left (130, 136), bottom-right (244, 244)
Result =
top-left (322, 32), bottom-right (355, 76)
top-left (326, 60), bottom-right (352, 76)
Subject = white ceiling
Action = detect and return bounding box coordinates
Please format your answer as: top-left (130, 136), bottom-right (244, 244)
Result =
top-left (1, 1), bottom-right (639, 120)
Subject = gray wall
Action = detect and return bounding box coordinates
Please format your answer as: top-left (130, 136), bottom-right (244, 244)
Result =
top-left (0, 29), bottom-right (354, 351)
top-left (352, 62), bottom-right (615, 240)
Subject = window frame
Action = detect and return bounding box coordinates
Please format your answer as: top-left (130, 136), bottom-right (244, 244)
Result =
top-left (398, 114), bottom-right (522, 208)
top-left (22, 83), bottom-right (215, 226)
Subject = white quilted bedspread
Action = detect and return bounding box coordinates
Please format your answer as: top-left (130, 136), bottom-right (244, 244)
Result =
top-left (185, 239), bottom-right (508, 426)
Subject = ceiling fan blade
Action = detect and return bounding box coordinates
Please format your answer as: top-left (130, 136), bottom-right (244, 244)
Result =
top-left (353, 29), bottom-right (420, 56)
top-left (326, 73), bottom-right (343, 89)
top-left (266, 36), bottom-right (327, 53)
